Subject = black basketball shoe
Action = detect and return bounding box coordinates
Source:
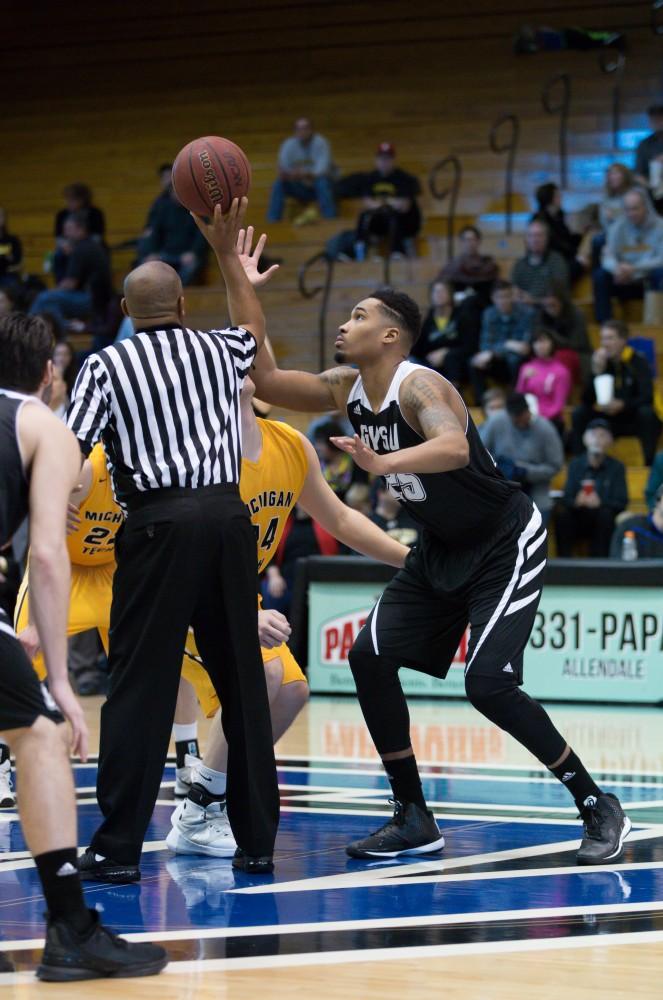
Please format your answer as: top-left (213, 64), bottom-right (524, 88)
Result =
top-left (232, 848), bottom-right (274, 874)
top-left (346, 799), bottom-right (445, 859)
top-left (576, 793), bottom-right (632, 865)
top-left (37, 910), bottom-right (167, 981)
top-left (78, 848), bottom-right (140, 884)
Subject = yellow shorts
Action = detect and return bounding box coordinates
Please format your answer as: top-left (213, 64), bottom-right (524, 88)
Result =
top-left (14, 562), bottom-right (114, 681)
top-left (181, 628), bottom-right (306, 719)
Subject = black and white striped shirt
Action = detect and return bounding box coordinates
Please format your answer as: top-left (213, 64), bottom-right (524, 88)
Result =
top-left (67, 325), bottom-right (256, 507)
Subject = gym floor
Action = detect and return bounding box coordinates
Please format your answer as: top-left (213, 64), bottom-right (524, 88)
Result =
top-left (1, 695), bottom-right (663, 998)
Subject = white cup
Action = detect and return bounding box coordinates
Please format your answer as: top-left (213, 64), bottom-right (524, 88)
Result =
top-left (594, 373), bottom-right (615, 405)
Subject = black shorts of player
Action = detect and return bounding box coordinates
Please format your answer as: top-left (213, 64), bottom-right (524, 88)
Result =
top-left (353, 492), bottom-right (547, 684)
top-left (0, 617), bottom-right (63, 732)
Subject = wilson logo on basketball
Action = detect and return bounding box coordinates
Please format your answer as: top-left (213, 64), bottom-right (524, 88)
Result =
top-left (198, 150), bottom-right (223, 204)
top-left (321, 610), bottom-right (469, 667)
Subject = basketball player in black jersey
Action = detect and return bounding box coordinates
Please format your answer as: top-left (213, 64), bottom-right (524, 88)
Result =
top-left (0, 314), bottom-right (166, 979)
top-left (252, 285), bottom-right (630, 864)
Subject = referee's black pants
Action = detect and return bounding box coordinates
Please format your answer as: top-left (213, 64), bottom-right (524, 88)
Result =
top-left (90, 484), bottom-right (280, 865)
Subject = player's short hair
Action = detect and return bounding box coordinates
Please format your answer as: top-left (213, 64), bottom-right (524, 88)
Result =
top-left (601, 318), bottom-right (629, 341)
top-left (0, 313), bottom-right (54, 392)
top-left (370, 287), bottom-right (421, 347)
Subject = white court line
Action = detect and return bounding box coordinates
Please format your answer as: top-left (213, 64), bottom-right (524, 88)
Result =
top-left (4, 929), bottom-right (663, 984)
top-left (3, 897), bottom-right (663, 953)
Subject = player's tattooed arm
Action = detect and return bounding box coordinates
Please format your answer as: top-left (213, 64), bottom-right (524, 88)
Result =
top-left (251, 337), bottom-right (356, 412)
top-left (331, 371), bottom-right (469, 475)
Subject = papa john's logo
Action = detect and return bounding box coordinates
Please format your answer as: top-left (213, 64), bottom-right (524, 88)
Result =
top-left (320, 609), bottom-right (469, 669)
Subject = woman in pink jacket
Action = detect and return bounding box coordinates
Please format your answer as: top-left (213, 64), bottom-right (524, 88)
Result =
top-left (516, 328), bottom-right (571, 436)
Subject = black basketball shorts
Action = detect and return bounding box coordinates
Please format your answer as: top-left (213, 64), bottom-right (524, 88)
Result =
top-left (0, 614), bottom-right (63, 733)
top-left (352, 494), bottom-right (547, 684)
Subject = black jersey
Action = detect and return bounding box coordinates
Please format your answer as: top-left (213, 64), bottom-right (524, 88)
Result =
top-left (0, 389), bottom-right (33, 549)
top-left (346, 361), bottom-right (522, 548)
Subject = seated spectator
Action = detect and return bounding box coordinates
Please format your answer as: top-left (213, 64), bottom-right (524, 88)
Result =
top-left (0, 208), bottom-right (22, 288)
top-left (578, 164), bottom-right (635, 270)
top-left (29, 213), bottom-right (112, 328)
top-left (532, 182), bottom-right (582, 282)
top-left (555, 419), bottom-right (627, 557)
top-left (53, 340), bottom-right (80, 396)
top-left (470, 280), bottom-right (533, 402)
top-left (516, 329), bottom-right (571, 435)
top-left (267, 117), bottom-right (336, 222)
top-left (437, 225), bottom-right (499, 304)
top-left (592, 188), bottom-right (663, 322)
top-left (645, 451), bottom-right (663, 509)
top-left (410, 280), bottom-right (479, 386)
top-left (571, 319), bottom-right (661, 464)
top-left (479, 393), bottom-right (563, 524)
top-left (53, 183), bottom-right (105, 283)
top-left (314, 421), bottom-right (367, 501)
top-left (610, 484), bottom-right (663, 558)
top-left (634, 105), bottom-right (663, 192)
top-left (354, 143), bottom-right (421, 258)
top-left (0, 285), bottom-right (21, 319)
top-left (47, 366), bottom-right (69, 420)
top-left (140, 186), bottom-right (208, 285)
top-left (481, 386), bottom-right (507, 420)
top-left (136, 163), bottom-right (173, 259)
top-left (535, 285), bottom-right (591, 382)
top-left (511, 218), bottom-right (569, 305)
top-left (262, 506), bottom-right (338, 617)
top-left (343, 483), bottom-right (372, 516)
top-left (370, 483), bottom-right (419, 546)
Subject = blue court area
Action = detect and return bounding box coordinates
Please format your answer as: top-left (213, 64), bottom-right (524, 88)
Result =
top-left (2, 738), bottom-right (663, 974)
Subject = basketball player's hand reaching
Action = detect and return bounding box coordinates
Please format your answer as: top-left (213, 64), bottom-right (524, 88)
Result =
top-left (48, 678), bottom-right (89, 762)
top-left (330, 434), bottom-right (390, 475)
top-left (236, 227), bottom-right (280, 287)
top-left (190, 197), bottom-right (248, 256)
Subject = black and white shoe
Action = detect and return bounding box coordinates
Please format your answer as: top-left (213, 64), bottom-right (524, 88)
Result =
top-left (37, 910), bottom-right (167, 981)
top-left (78, 848), bottom-right (140, 884)
top-left (576, 793), bottom-right (632, 865)
top-left (232, 848), bottom-right (274, 874)
top-left (346, 799), bottom-right (445, 859)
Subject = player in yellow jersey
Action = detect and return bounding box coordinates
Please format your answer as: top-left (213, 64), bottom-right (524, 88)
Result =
top-left (166, 374), bottom-right (409, 857)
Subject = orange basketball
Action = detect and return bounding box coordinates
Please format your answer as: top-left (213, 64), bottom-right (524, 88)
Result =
top-left (171, 136), bottom-right (251, 215)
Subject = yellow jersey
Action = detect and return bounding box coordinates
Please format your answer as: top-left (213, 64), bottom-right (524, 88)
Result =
top-left (242, 418), bottom-right (308, 571)
top-left (67, 444), bottom-right (122, 567)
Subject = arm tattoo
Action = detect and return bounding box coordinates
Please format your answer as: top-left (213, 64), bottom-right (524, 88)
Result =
top-left (320, 366), bottom-right (356, 407)
top-left (402, 373), bottom-right (464, 441)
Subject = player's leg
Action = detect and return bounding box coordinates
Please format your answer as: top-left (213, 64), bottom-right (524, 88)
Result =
top-left (464, 504), bottom-right (630, 864)
top-left (172, 676), bottom-right (202, 797)
top-left (345, 554), bottom-right (464, 858)
top-left (0, 628), bottom-right (167, 980)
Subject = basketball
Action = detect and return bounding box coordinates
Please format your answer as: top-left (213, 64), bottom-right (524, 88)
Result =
top-left (171, 136), bottom-right (251, 215)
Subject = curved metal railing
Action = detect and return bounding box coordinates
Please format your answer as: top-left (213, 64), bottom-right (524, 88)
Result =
top-left (428, 154), bottom-right (462, 261)
top-left (489, 113), bottom-right (520, 233)
top-left (298, 251), bottom-right (336, 371)
top-left (542, 72), bottom-right (571, 188)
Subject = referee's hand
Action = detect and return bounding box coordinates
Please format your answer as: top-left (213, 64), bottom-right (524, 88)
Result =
top-left (49, 678), bottom-right (90, 762)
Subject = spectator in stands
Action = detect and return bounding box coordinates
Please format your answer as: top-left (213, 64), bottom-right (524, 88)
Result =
top-left (634, 105), bottom-right (663, 193)
top-left (344, 483), bottom-right (372, 517)
top-left (262, 506), bottom-right (338, 617)
top-left (532, 182), bottom-right (582, 282)
top-left (535, 284), bottom-right (591, 382)
top-left (481, 386), bottom-right (507, 420)
top-left (0, 286), bottom-right (20, 319)
top-left (572, 319), bottom-right (660, 464)
top-left (645, 451), bottom-right (663, 509)
top-left (511, 218), bottom-right (569, 304)
top-left (370, 483), bottom-right (419, 546)
top-left (140, 186), bottom-right (208, 285)
top-left (593, 188), bottom-right (663, 322)
top-left (470, 279), bottom-right (533, 401)
top-left (313, 420), bottom-right (367, 501)
top-left (479, 392), bottom-right (563, 524)
top-left (267, 117), bottom-right (336, 223)
top-left (0, 208), bottom-right (22, 288)
top-left (354, 143), bottom-right (421, 258)
top-left (53, 183), bottom-right (105, 283)
top-left (556, 419), bottom-right (627, 557)
top-left (437, 225), bottom-right (499, 304)
top-left (610, 483), bottom-right (663, 558)
top-left (516, 328), bottom-right (571, 436)
top-left (29, 213), bottom-right (112, 327)
top-left (578, 163), bottom-right (635, 270)
top-left (53, 340), bottom-right (79, 396)
top-left (410, 280), bottom-right (479, 386)
top-left (134, 163), bottom-right (173, 260)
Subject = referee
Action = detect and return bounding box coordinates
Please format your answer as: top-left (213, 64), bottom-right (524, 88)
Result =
top-left (67, 199), bottom-right (280, 881)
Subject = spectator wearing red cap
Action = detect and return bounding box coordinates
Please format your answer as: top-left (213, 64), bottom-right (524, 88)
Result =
top-left (354, 143), bottom-right (422, 258)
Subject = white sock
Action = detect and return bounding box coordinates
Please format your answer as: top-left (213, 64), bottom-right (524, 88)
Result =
top-left (195, 764), bottom-right (227, 797)
top-left (172, 722), bottom-right (198, 744)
